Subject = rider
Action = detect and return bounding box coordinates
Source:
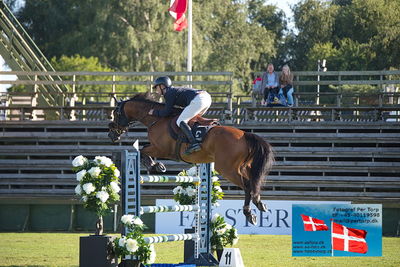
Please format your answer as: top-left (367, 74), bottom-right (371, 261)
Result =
top-left (148, 76), bottom-right (212, 155)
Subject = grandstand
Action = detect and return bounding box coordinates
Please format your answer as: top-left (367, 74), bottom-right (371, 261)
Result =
top-left (0, 97), bottom-right (399, 234)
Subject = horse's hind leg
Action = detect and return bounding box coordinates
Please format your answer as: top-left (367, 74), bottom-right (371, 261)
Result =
top-left (243, 180), bottom-right (257, 225)
top-left (215, 163), bottom-right (258, 225)
top-left (244, 167), bottom-right (268, 212)
top-left (252, 193), bottom-right (267, 212)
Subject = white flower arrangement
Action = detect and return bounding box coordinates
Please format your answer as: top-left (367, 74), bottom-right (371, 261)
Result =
top-left (114, 215), bottom-right (156, 265)
top-left (72, 155), bottom-right (121, 235)
top-left (88, 166), bottom-right (101, 178)
top-left (94, 156), bottom-right (114, 167)
top-left (74, 184), bottom-right (82, 195)
top-left (82, 183), bottom-right (95, 194)
top-left (186, 166), bottom-right (198, 176)
top-left (110, 181), bottom-right (121, 193)
top-left (172, 167), bottom-right (198, 205)
top-left (210, 213), bottom-right (239, 251)
top-left (172, 166), bottom-right (239, 253)
top-left (172, 166), bottom-right (225, 206)
top-left (96, 190), bottom-right (109, 203)
top-left (76, 170), bottom-right (86, 181)
top-left (72, 155), bottom-right (87, 167)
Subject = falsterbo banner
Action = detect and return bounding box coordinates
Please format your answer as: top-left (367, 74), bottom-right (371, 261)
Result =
top-left (155, 199), bottom-right (349, 235)
top-left (292, 204), bottom-right (382, 257)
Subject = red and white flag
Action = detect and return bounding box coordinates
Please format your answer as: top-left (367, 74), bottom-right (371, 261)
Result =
top-left (169, 0), bottom-right (188, 31)
top-left (332, 222), bottom-right (368, 254)
top-left (300, 214), bottom-right (329, 231)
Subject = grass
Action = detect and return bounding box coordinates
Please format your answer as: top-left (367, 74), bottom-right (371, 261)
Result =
top-left (0, 233), bottom-right (399, 267)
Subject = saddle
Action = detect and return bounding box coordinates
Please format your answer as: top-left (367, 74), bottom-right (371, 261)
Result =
top-left (168, 115), bottom-right (219, 161)
top-left (169, 115), bottom-right (219, 142)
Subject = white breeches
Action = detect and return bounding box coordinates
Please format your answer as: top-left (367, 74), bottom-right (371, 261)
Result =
top-left (176, 92), bottom-right (212, 126)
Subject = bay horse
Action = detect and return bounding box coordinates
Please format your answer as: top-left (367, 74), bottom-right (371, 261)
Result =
top-left (108, 93), bottom-right (274, 225)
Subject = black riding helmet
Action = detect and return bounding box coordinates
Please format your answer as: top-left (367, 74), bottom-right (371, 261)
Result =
top-left (153, 76), bottom-right (172, 89)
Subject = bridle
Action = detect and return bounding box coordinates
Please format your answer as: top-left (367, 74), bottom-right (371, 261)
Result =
top-left (112, 100), bottom-right (131, 134)
top-left (112, 99), bottom-right (159, 131)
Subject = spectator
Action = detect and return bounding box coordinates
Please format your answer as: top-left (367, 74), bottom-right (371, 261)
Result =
top-left (260, 63), bottom-right (279, 105)
top-left (279, 64), bottom-right (294, 106)
top-left (252, 75), bottom-right (263, 103)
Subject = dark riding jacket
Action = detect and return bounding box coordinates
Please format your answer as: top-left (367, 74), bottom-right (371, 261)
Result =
top-left (154, 86), bottom-right (201, 117)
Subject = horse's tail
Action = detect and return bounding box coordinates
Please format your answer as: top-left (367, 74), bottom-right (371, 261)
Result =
top-left (244, 132), bottom-right (275, 198)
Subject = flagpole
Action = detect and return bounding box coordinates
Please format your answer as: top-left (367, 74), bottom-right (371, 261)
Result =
top-left (187, 0), bottom-right (192, 86)
top-left (331, 219), bottom-right (334, 257)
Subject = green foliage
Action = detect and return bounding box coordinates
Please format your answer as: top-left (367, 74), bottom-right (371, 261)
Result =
top-left (291, 0), bottom-right (400, 71)
top-left (51, 55), bottom-right (115, 93)
top-left (291, 0), bottom-right (338, 69)
top-left (306, 39), bottom-right (376, 71)
top-left (243, 0), bottom-right (285, 89)
top-left (248, 0), bottom-right (287, 41)
top-left (173, 166), bottom-right (236, 251)
top-left (172, 182), bottom-right (198, 205)
top-left (211, 170), bottom-right (224, 204)
top-left (9, 0), bottom-right (400, 96)
top-left (51, 55), bottom-right (113, 73)
top-left (210, 214), bottom-right (239, 250)
top-left (15, 0), bottom-right (282, 94)
top-left (0, 233), bottom-right (399, 266)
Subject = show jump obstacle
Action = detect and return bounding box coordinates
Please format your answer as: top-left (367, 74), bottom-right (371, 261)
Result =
top-left (121, 140), bottom-right (218, 266)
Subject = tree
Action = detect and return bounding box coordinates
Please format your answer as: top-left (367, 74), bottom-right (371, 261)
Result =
top-left (291, 0), bottom-right (400, 70)
top-left (197, 1), bottom-right (276, 92)
top-left (291, 0), bottom-right (338, 70)
top-left (248, 0), bottom-right (288, 68)
top-left (306, 39), bottom-right (376, 71)
top-left (50, 55), bottom-right (115, 93)
top-left (13, 0), bottom-right (282, 94)
top-left (16, 0), bottom-right (186, 72)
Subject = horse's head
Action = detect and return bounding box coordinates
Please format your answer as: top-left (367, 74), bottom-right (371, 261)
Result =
top-left (108, 99), bottom-right (130, 142)
top-left (108, 93), bottom-right (157, 142)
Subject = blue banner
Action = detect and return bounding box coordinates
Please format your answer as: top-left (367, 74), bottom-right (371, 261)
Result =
top-left (292, 204), bottom-right (382, 257)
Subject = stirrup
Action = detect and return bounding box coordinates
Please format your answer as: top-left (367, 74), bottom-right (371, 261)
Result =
top-left (184, 143), bottom-right (201, 155)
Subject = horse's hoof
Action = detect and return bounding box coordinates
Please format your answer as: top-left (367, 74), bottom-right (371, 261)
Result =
top-left (154, 162), bottom-right (166, 173)
top-left (246, 214), bottom-right (257, 225)
top-left (257, 202), bottom-right (268, 212)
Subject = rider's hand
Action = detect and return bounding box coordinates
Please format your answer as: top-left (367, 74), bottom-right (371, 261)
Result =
top-left (148, 109), bottom-right (153, 115)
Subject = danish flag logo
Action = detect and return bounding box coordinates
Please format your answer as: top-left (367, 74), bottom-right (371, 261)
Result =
top-left (300, 214), bottom-right (329, 231)
top-left (332, 222), bottom-right (368, 254)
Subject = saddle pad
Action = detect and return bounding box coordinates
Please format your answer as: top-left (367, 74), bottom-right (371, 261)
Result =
top-left (168, 115), bottom-right (220, 143)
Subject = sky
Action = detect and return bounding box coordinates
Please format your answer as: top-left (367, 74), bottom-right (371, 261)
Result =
top-left (269, 0), bottom-right (299, 29)
top-left (0, 0), bottom-right (301, 92)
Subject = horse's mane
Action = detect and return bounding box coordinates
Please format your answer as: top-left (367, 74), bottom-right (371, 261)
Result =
top-left (129, 92), bottom-right (183, 113)
top-left (130, 92), bottom-right (160, 105)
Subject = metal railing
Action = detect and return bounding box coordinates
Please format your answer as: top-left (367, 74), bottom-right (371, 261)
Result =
top-left (0, 2), bottom-right (66, 106)
top-left (0, 70), bottom-right (399, 123)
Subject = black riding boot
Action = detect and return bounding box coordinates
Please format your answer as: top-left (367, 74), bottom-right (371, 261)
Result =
top-left (179, 121), bottom-right (201, 155)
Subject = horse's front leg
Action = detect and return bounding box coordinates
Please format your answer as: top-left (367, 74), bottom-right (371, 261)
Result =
top-left (140, 144), bottom-right (166, 173)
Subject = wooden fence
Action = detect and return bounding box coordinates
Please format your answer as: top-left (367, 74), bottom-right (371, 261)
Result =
top-left (1, 70), bottom-right (399, 109)
top-left (1, 105), bottom-right (399, 124)
top-left (0, 121), bottom-right (399, 203)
